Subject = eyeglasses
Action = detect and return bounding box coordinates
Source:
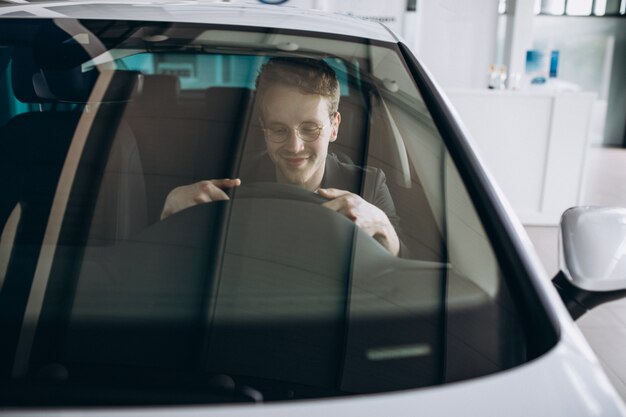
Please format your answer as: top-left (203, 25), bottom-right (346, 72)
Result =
top-left (263, 119), bottom-right (332, 143)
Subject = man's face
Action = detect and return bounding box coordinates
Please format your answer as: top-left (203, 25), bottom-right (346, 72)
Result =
top-left (261, 85), bottom-right (340, 191)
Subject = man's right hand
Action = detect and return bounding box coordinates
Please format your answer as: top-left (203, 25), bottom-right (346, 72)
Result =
top-left (160, 178), bottom-right (241, 220)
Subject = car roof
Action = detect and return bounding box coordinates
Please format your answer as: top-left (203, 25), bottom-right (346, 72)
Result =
top-left (0, 0), bottom-right (398, 43)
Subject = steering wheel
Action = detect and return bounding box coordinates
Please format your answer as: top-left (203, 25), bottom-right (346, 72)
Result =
top-left (231, 182), bottom-right (329, 204)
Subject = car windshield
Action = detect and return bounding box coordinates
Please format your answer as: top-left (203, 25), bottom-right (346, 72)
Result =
top-left (0, 19), bottom-right (556, 406)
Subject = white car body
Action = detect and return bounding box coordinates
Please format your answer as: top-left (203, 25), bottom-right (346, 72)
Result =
top-left (0, 2), bottom-right (624, 416)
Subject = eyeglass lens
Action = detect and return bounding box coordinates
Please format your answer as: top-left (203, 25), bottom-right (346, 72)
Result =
top-left (266, 121), bottom-right (325, 142)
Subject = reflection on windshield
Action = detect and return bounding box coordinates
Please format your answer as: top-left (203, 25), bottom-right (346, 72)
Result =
top-left (0, 19), bottom-right (546, 407)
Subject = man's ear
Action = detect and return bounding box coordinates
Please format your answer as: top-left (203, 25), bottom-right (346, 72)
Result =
top-left (330, 112), bottom-right (341, 142)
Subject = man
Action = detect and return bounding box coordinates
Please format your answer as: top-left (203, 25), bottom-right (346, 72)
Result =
top-left (160, 57), bottom-right (400, 256)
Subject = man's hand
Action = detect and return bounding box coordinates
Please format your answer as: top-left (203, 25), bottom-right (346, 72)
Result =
top-left (317, 188), bottom-right (400, 256)
top-left (160, 178), bottom-right (241, 220)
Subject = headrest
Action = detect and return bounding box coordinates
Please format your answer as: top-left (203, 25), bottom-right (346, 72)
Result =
top-left (11, 48), bottom-right (142, 104)
top-left (11, 48), bottom-right (55, 104)
top-left (94, 70), bottom-right (144, 103)
top-left (204, 87), bottom-right (253, 121)
top-left (39, 66), bottom-right (100, 103)
top-left (11, 47), bottom-right (99, 103)
top-left (140, 74), bottom-right (180, 105)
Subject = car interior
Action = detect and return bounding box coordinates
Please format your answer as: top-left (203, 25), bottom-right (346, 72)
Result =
top-left (0, 19), bottom-right (548, 406)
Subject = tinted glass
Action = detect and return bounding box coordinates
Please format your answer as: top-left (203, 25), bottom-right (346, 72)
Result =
top-left (0, 19), bottom-right (553, 406)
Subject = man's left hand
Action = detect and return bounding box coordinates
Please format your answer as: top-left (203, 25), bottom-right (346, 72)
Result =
top-left (317, 188), bottom-right (400, 256)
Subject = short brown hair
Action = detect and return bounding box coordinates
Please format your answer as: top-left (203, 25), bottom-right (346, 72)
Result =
top-left (255, 57), bottom-right (340, 115)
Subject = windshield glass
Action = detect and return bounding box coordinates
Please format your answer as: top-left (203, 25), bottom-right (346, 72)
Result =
top-left (0, 19), bottom-right (555, 406)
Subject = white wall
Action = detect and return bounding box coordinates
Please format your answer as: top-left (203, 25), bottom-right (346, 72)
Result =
top-left (316, 0), bottom-right (408, 37)
top-left (413, 0), bottom-right (500, 90)
top-left (533, 15), bottom-right (626, 146)
top-left (247, 0), bottom-right (409, 38)
top-left (265, 0), bottom-right (500, 91)
top-left (242, 0), bottom-right (501, 91)
top-left (244, 0), bottom-right (623, 146)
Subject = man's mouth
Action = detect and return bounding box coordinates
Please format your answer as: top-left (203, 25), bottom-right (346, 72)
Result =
top-left (282, 155), bottom-right (309, 167)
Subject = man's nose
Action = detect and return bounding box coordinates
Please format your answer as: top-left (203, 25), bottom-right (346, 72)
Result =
top-left (283, 129), bottom-right (305, 153)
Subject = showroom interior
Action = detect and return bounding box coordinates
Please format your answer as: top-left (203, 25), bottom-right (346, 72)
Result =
top-left (1, 0), bottom-right (626, 411)
top-left (266, 0), bottom-right (626, 399)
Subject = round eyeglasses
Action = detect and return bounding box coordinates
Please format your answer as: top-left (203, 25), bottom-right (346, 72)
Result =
top-left (263, 119), bottom-right (332, 143)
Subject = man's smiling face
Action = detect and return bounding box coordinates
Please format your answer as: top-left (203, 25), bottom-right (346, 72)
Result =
top-left (261, 85), bottom-right (340, 191)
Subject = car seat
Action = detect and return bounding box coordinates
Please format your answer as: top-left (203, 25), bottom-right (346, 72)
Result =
top-left (0, 46), bottom-right (146, 378)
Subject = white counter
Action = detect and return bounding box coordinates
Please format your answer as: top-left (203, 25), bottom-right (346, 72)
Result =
top-left (447, 89), bottom-right (596, 225)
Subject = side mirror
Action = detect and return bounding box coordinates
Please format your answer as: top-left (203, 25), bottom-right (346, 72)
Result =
top-left (553, 206), bottom-right (626, 320)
